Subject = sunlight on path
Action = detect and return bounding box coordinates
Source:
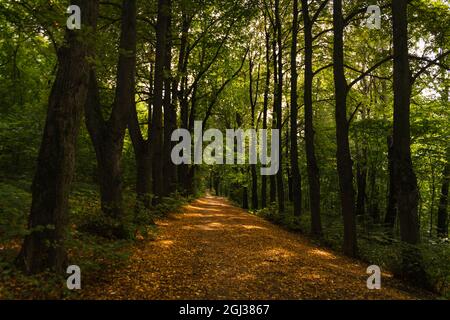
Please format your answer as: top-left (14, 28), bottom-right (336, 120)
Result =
top-left (81, 196), bottom-right (428, 300)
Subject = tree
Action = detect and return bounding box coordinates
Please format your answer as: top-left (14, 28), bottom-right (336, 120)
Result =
top-left (16, 0), bottom-right (99, 274)
top-left (151, 0), bottom-right (171, 204)
top-left (392, 0), bottom-right (426, 284)
top-left (290, 0), bottom-right (301, 217)
top-left (274, 0), bottom-right (285, 213)
top-left (85, 0), bottom-right (137, 223)
top-left (300, 0), bottom-right (327, 236)
top-left (333, 0), bottom-right (357, 257)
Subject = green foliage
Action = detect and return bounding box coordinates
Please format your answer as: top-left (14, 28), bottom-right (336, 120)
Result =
top-left (0, 180), bottom-right (31, 241)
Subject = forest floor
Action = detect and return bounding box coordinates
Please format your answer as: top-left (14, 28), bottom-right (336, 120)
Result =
top-left (79, 195), bottom-right (434, 300)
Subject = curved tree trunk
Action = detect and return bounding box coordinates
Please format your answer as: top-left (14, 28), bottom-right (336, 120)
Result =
top-left (16, 0), bottom-right (99, 274)
top-left (85, 0), bottom-right (137, 221)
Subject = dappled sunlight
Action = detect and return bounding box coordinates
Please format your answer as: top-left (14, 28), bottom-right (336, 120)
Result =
top-left (242, 225), bottom-right (267, 230)
top-left (156, 240), bottom-right (175, 248)
top-left (309, 248), bottom-right (337, 260)
top-left (182, 222), bottom-right (225, 231)
top-left (184, 205), bottom-right (223, 212)
top-left (264, 248), bottom-right (296, 260)
top-left (78, 196), bottom-right (425, 300)
top-left (183, 213), bottom-right (228, 218)
top-left (234, 273), bottom-right (257, 281)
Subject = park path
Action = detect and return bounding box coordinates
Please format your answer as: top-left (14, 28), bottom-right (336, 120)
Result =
top-left (82, 195), bottom-right (429, 299)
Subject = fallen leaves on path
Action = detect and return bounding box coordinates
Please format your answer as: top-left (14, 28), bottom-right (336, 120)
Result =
top-left (80, 196), bottom-right (432, 300)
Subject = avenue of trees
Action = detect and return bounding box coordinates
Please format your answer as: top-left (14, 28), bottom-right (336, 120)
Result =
top-left (0, 0), bottom-right (448, 295)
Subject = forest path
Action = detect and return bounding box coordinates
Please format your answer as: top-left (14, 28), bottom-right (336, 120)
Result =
top-left (82, 195), bottom-right (428, 299)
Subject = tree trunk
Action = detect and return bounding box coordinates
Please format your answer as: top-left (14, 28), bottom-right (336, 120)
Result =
top-left (333, 0), bottom-right (357, 257)
top-left (162, 0), bottom-right (177, 196)
top-left (392, 0), bottom-right (427, 285)
top-left (16, 0), bottom-right (99, 274)
top-left (290, 0), bottom-right (301, 217)
top-left (85, 0), bottom-right (137, 221)
top-left (274, 0), bottom-right (285, 213)
top-left (151, 0), bottom-right (170, 203)
top-left (301, 0), bottom-right (322, 235)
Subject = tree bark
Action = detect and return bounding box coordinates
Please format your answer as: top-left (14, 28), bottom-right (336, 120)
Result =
top-left (392, 0), bottom-right (427, 285)
top-left (16, 0), bottom-right (99, 274)
top-left (301, 0), bottom-right (322, 236)
top-left (290, 0), bottom-right (302, 217)
top-left (333, 0), bottom-right (357, 257)
top-left (274, 0), bottom-right (285, 213)
top-left (162, 0), bottom-right (177, 196)
top-left (151, 0), bottom-right (170, 203)
top-left (85, 0), bottom-right (137, 221)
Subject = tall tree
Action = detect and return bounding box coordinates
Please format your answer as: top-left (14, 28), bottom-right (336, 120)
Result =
top-left (16, 0), bottom-right (99, 274)
top-left (333, 0), bottom-right (357, 257)
top-left (151, 0), bottom-right (171, 203)
top-left (85, 0), bottom-right (137, 223)
top-left (162, 0), bottom-right (177, 196)
top-left (300, 0), bottom-right (326, 235)
top-left (274, 0), bottom-right (285, 213)
top-left (290, 0), bottom-right (301, 217)
top-left (392, 0), bottom-right (426, 284)
top-left (129, 61), bottom-right (154, 210)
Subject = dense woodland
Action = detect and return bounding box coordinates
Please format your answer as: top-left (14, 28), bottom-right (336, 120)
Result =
top-left (0, 0), bottom-right (449, 299)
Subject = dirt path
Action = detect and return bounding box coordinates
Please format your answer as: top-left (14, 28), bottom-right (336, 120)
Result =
top-left (82, 196), bottom-right (430, 299)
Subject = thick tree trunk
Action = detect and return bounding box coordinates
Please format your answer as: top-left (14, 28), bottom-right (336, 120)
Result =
top-left (151, 0), bottom-right (170, 203)
top-left (163, 0), bottom-right (177, 196)
top-left (392, 0), bottom-right (427, 285)
top-left (301, 0), bottom-right (322, 235)
top-left (16, 0), bottom-right (99, 274)
top-left (85, 0), bottom-right (137, 220)
top-left (290, 0), bottom-right (302, 217)
top-left (274, 0), bottom-right (285, 214)
top-left (333, 0), bottom-right (357, 257)
top-left (176, 14), bottom-right (191, 196)
top-left (129, 64), bottom-right (152, 210)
